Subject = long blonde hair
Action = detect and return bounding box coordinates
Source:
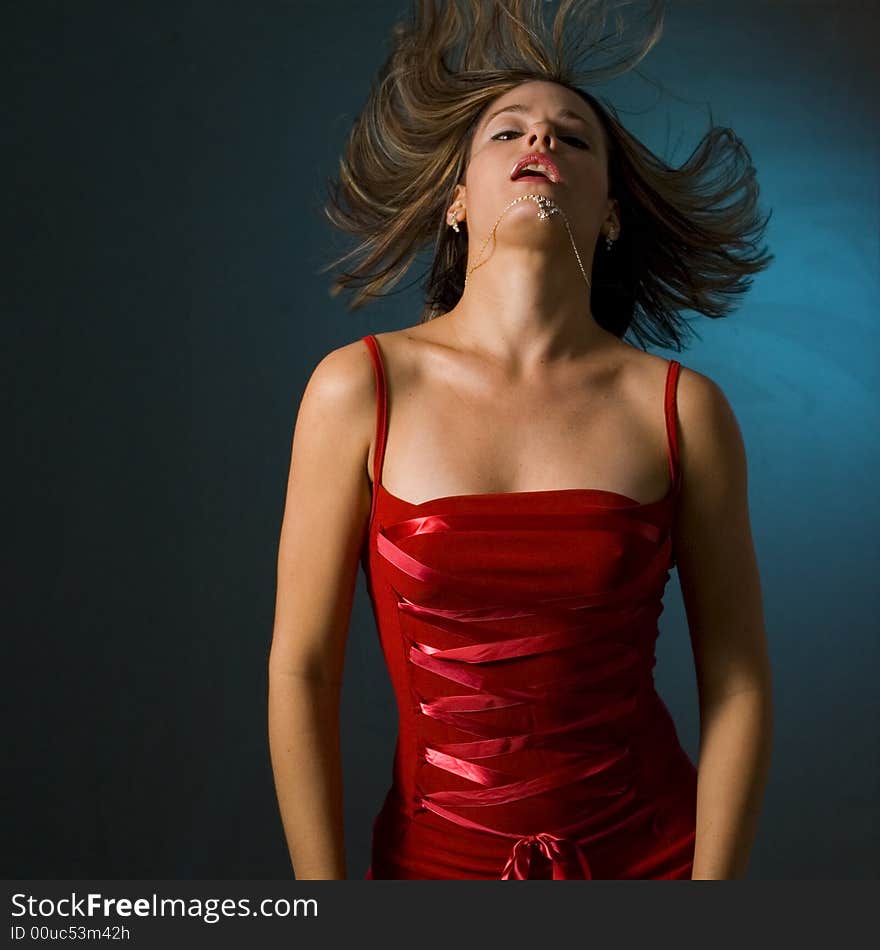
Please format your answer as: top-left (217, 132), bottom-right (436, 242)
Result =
top-left (319, 0), bottom-right (774, 351)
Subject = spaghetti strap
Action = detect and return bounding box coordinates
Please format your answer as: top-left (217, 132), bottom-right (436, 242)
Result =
top-left (663, 359), bottom-right (683, 497)
top-left (361, 334), bottom-right (388, 525)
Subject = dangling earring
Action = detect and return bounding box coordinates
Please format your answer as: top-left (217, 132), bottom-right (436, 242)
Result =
top-left (605, 224), bottom-right (618, 251)
top-left (449, 202), bottom-right (462, 233)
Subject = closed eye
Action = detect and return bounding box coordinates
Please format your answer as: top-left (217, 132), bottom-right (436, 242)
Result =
top-left (492, 130), bottom-right (589, 149)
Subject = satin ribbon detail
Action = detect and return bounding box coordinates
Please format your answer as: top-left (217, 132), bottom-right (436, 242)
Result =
top-left (500, 832), bottom-right (594, 880)
top-left (378, 525), bottom-right (672, 613)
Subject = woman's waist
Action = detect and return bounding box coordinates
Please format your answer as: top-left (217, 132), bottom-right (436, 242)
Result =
top-left (373, 777), bottom-right (693, 880)
top-left (383, 741), bottom-right (693, 838)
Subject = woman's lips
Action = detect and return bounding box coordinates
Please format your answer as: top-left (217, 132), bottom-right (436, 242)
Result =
top-left (510, 153), bottom-right (562, 182)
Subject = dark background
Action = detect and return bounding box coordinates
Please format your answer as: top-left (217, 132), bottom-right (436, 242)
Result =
top-left (6, 0), bottom-right (878, 878)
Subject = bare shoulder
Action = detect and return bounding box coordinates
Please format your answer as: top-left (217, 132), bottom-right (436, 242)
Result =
top-left (674, 363), bottom-right (747, 493)
top-left (303, 337), bottom-right (377, 415)
top-left (291, 336), bottom-right (379, 489)
top-left (620, 348), bottom-right (741, 446)
top-left (671, 362), bottom-right (752, 568)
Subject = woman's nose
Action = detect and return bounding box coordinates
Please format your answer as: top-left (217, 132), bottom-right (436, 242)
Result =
top-left (527, 125), bottom-right (556, 148)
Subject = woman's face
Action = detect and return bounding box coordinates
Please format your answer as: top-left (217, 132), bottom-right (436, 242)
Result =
top-left (453, 79), bottom-right (617, 253)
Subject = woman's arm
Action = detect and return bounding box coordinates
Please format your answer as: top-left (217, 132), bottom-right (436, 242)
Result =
top-left (268, 341), bottom-right (375, 880)
top-left (673, 369), bottom-right (774, 880)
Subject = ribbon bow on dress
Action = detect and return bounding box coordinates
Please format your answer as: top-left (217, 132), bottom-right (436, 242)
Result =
top-left (500, 831), bottom-right (594, 880)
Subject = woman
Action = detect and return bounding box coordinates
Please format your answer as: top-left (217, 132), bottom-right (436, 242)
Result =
top-left (269, 0), bottom-right (774, 880)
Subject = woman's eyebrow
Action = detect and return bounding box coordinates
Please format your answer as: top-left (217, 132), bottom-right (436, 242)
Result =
top-left (482, 103), bottom-right (597, 133)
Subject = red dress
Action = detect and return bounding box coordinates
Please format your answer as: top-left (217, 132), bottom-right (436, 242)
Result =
top-left (358, 333), bottom-right (698, 880)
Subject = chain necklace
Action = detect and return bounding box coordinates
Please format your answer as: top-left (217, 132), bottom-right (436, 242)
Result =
top-left (463, 193), bottom-right (592, 291)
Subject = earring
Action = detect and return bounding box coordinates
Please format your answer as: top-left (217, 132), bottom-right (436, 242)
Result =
top-left (605, 226), bottom-right (618, 251)
top-left (449, 202), bottom-right (462, 233)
